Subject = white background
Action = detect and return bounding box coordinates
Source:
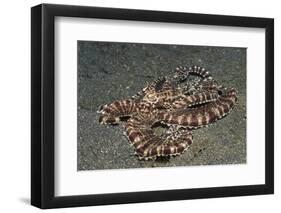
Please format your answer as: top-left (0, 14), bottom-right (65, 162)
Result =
top-left (0, 0), bottom-right (279, 212)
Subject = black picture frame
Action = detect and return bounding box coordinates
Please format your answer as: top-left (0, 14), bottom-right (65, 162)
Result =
top-left (31, 3), bottom-right (274, 209)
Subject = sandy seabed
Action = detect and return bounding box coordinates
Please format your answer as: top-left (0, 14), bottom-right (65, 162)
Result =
top-left (77, 41), bottom-right (246, 170)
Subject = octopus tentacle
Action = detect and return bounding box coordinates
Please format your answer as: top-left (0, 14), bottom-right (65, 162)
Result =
top-left (171, 90), bottom-right (219, 109)
top-left (125, 116), bottom-right (193, 160)
top-left (144, 130), bottom-right (193, 157)
top-left (98, 99), bottom-right (137, 124)
top-left (173, 65), bottom-right (213, 82)
top-left (157, 87), bottom-right (237, 128)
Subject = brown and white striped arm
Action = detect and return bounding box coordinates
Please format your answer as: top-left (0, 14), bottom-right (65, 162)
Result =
top-left (157, 87), bottom-right (238, 128)
top-left (172, 90), bottom-right (219, 109)
top-left (98, 99), bottom-right (137, 124)
top-left (173, 65), bottom-right (213, 82)
top-left (124, 116), bottom-right (193, 160)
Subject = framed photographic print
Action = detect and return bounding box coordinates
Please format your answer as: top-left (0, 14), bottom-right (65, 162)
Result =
top-left (31, 3), bottom-right (274, 209)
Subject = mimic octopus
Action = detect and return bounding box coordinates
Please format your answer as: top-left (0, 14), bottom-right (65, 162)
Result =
top-left (98, 65), bottom-right (238, 160)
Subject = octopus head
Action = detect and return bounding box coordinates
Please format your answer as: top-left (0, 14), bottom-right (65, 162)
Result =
top-left (142, 86), bottom-right (159, 104)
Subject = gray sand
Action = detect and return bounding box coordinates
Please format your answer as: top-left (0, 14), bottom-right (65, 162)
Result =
top-left (77, 41), bottom-right (246, 170)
